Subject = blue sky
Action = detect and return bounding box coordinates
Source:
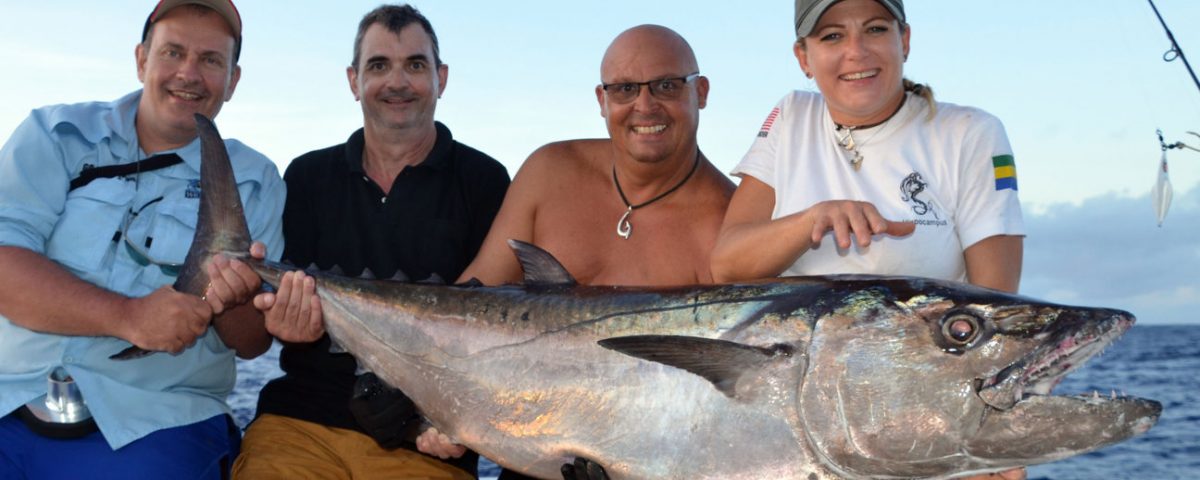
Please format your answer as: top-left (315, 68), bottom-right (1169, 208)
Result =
top-left (1, 1), bottom-right (1197, 324)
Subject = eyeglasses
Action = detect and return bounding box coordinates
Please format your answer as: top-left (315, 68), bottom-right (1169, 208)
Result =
top-left (119, 196), bottom-right (183, 277)
top-left (600, 73), bottom-right (700, 104)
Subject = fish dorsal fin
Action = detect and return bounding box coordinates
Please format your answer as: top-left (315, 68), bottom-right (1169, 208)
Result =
top-left (507, 239), bottom-right (576, 287)
top-left (389, 270), bottom-right (410, 282)
top-left (328, 339), bottom-right (348, 354)
top-left (598, 335), bottom-right (794, 398)
top-left (360, 268), bottom-right (376, 280)
top-left (329, 265), bottom-right (346, 276)
top-left (419, 273), bottom-right (446, 285)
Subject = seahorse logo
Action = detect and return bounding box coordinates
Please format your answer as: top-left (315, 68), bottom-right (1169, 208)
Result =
top-left (900, 172), bottom-right (937, 219)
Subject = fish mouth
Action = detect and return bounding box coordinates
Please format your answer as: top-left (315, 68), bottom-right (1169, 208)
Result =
top-left (966, 309), bottom-right (1161, 462)
top-left (978, 309), bottom-right (1134, 411)
top-left (968, 391), bottom-right (1161, 463)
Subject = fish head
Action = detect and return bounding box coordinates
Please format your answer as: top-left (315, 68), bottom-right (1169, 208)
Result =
top-left (795, 276), bottom-right (1160, 478)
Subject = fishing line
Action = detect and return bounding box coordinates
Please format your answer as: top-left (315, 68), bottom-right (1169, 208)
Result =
top-left (1141, 1), bottom-right (1200, 225)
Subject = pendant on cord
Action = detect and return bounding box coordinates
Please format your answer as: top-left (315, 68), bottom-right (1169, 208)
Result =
top-left (611, 151), bottom-right (702, 240)
top-left (616, 206), bottom-right (633, 239)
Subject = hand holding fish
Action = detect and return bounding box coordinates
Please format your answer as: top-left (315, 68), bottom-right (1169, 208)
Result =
top-left (804, 199), bottom-right (915, 249)
top-left (203, 253), bottom-right (262, 314)
top-left (415, 427), bottom-right (466, 459)
top-left (561, 457), bottom-right (609, 480)
top-left (255, 269), bottom-right (325, 343)
top-left (120, 285), bottom-right (210, 353)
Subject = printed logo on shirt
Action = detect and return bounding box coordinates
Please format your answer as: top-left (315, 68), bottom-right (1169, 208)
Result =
top-left (757, 107), bottom-right (780, 138)
top-left (900, 172), bottom-right (944, 225)
top-left (185, 179), bottom-right (202, 199)
top-left (993, 155), bottom-right (1018, 191)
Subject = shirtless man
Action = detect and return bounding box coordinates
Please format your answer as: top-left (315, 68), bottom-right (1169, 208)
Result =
top-left (456, 24), bottom-right (734, 288)
top-left (415, 25), bottom-right (735, 477)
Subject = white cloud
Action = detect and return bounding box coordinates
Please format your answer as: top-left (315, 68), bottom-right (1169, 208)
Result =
top-left (1022, 187), bottom-right (1200, 324)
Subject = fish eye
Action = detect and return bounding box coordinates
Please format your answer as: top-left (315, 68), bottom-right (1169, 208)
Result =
top-left (942, 314), bottom-right (981, 347)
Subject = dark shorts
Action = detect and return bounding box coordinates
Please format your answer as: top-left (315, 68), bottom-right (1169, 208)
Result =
top-left (0, 412), bottom-right (239, 480)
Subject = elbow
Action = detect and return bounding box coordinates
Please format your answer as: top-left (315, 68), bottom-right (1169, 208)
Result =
top-left (233, 337), bottom-right (273, 359)
top-left (709, 244), bottom-right (742, 284)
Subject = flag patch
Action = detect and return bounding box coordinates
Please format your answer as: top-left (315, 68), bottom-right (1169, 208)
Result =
top-left (992, 155), bottom-right (1017, 191)
top-left (757, 107), bottom-right (780, 138)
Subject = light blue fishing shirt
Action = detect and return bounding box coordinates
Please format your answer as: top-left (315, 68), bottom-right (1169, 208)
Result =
top-left (0, 91), bottom-right (285, 449)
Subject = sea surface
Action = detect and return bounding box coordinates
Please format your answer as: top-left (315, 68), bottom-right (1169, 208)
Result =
top-left (230, 325), bottom-right (1200, 479)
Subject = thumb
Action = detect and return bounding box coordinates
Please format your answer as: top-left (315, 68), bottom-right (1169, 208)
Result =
top-left (250, 241), bottom-right (268, 260)
top-left (253, 292), bottom-right (276, 311)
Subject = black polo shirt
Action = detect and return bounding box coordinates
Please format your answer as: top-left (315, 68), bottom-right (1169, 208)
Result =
top-left (255, 122), bottom-right (509, 473)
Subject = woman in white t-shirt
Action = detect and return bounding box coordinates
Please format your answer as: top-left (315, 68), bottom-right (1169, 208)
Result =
top-left (711, 0), bottom-right (1024, 294)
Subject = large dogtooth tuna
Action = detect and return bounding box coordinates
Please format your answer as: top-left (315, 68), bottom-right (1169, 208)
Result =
top-left (164, 115), bottom-right (1160, 479)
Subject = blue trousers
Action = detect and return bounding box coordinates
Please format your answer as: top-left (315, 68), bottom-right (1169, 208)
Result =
top-left (0, 412), bottom-right (239, 480)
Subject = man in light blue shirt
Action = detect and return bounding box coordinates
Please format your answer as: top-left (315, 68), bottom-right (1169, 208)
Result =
top-left (0, 1), bottom-right (284, 478)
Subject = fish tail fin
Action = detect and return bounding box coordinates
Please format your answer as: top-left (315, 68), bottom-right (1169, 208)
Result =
top-left (110, 114), bottom-right (251, 360)
top-left (177, 112), bottom-right (253, 295)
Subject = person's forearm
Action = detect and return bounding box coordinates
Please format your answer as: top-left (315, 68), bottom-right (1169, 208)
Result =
top-left (964, 235), bottom-right (1024, 293)
top-left (0, 245), bottom-right (133, 338)
top-left (213, 302), bottom-right (271, 359)
top-left (711, 213), bottom-right (813, 283)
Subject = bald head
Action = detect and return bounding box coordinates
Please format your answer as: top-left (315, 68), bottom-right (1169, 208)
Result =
top-left (600, 25), bottom-right (699, 81)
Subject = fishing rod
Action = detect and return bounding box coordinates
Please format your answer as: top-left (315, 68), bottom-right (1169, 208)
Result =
top-left (1148, 0), bottom-right (1200, 94)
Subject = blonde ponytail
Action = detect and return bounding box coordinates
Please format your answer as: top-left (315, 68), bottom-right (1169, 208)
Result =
top-left (903, 78), bottom-right (936, 120)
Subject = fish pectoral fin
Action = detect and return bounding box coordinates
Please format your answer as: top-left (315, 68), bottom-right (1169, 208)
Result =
top-left (598, 335), bottom-right (794, 398)
top-left (507, 239), bottom-right (577, 287)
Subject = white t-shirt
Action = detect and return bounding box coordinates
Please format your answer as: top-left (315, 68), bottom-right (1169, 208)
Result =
top-left (733, 90), bottom-right (1025, 281)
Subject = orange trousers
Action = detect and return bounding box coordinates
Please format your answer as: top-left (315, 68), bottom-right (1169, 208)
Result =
top-left (231, 414), bottom-right (473, 480)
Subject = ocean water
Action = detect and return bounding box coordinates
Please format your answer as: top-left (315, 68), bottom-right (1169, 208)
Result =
top-left (230, 325), bottom-right (1200, 479)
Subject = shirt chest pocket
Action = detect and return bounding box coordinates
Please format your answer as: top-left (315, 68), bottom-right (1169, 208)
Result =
top-left (127, 197), bottom-right (198, 288)
top-left (45, 179), bottom-right (133, 280)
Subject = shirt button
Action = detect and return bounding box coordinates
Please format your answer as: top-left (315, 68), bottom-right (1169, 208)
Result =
top-left (381, 197), bottom-right (387, 204)
top-left (63, 356), bottom-right (74, 364)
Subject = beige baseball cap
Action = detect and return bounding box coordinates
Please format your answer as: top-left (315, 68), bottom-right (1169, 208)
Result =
top-left (794, 0), bottom-right (905, 38)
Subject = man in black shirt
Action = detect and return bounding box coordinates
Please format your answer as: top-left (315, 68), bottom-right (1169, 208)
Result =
top-left (223, 5), bottom-right (509, 479)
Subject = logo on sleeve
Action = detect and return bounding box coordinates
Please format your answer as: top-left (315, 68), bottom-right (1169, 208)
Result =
top-left (992, 155), bottom-right (1018, 191)
top-left (757, 107), bottom-right (780, 138)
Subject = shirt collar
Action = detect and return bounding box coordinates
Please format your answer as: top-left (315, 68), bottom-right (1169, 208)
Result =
top-left (345, 121), bottom-right (454, 174)
top-left (108, 91), bottom-right (141, 146)
top-left (111, 90), bottom-right (204, 169)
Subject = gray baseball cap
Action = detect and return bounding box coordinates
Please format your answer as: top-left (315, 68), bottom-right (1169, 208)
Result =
top-left (794, 0), bottom-right (905, 38)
